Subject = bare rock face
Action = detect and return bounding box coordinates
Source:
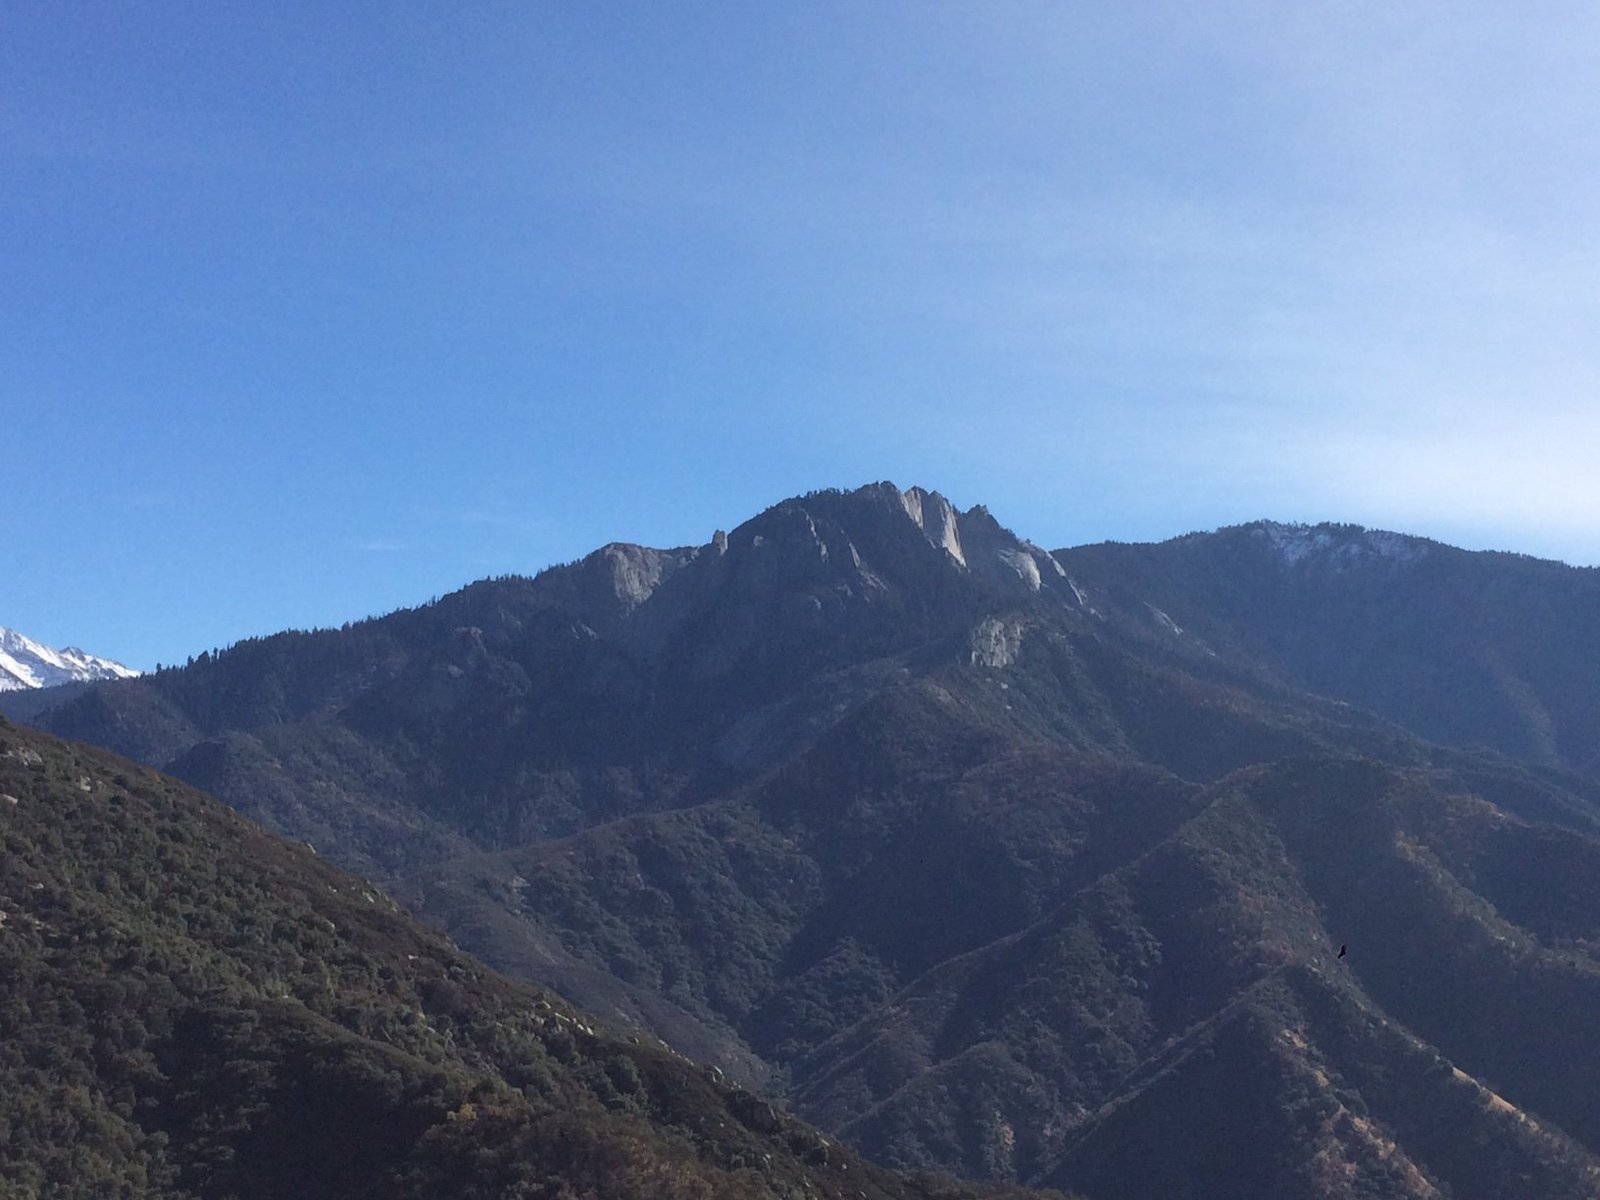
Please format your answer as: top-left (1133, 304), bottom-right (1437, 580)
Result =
top-left (848, 482), bottom-right (1087, 604)
top-left (594, 543), bottom-right (689, 610)
top-left (970, 616), bottom-right (1026, 668)
top-left (953, 500), bottom-right (1084, 601)
top-left (898, 485), bottom-right (967, 565)
top-left (552, 541), bottom-right (703, 641)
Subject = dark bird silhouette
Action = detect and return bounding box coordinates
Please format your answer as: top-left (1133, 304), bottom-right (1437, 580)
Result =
top-left (1337, 944), bottom-right (1347, 959)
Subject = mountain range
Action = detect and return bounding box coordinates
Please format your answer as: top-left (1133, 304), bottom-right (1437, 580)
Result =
top-left (14, 482), bottom-right (1600, 1199)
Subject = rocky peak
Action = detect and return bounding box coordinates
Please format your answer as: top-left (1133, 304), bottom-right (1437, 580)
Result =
top-left (836, 482), bottom-right (1081, 602)
top-left (508, 542), bottom-right (706, 646)
top-left (597, 544), bottom-right (692, 608)
top-left (896, 485), bottom-right (966, 565)
top-left (487, 484), bottom-right (1088, 672)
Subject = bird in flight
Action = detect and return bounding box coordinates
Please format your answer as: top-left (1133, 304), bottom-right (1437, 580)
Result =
top-left (1337, 944), bottom-right (1347, 960)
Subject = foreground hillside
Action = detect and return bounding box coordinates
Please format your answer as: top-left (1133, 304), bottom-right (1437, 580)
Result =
top-left (0, 718), bottom-right (1052, 1200)
top-left (17, 482), bottom-right (1600, 1197)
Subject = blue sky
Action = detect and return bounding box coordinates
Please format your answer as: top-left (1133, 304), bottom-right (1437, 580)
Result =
top-left (5, 3), bottom-right (1599, 669)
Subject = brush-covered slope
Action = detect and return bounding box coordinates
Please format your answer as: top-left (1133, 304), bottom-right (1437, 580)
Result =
top-left (401, 696), bottom-right (1600, 1197)
top-left (1057, 521), bottom-right (1600, 776)
top-left (0, 717), bottom-right (1055, 1200)
top-left (791, 754), bottom-right (1600, 1197)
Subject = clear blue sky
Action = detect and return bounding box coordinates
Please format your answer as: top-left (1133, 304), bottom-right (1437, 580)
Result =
top-left (6, 3), bottom-right (1599, 669)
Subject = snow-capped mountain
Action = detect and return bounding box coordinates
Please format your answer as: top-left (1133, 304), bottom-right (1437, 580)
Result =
top-left (0, 625), bottom-right (140, 691)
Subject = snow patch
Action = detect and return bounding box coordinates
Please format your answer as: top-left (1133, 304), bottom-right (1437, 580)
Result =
top-left (1258, 524), bottom-right (1338, 567)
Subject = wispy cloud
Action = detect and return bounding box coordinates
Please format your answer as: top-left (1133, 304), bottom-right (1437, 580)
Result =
top-left (116, 491), bottom-right (180, 510)
top-left (454, 507), bottom-right (556, 535)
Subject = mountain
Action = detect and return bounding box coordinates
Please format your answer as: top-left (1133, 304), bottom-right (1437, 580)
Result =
top-left (0, 715), bottom-right (1053, 1200)
top-left (19, 483), bottom-right (1600, 1198)
top-left (1056, 521), bottom-right (1600, 777)
top-left (0, 624), bottom-right (139, 691)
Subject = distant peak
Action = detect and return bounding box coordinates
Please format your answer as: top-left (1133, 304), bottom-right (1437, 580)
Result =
top-left (0, 624), bottom-right (140, 692)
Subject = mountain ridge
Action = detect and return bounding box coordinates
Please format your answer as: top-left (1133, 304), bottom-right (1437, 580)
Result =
top-left (1056, 518), bottom-right (1600, 774)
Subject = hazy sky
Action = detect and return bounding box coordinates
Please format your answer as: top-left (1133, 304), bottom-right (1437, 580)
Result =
top-left (5, 3), bottom-right (1599, 668)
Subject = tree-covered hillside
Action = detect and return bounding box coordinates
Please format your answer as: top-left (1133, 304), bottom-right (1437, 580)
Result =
top-left (0, 717), bottom-right (1057, 1200)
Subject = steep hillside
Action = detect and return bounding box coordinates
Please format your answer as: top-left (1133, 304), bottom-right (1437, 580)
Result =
top-left (0, 717), bottom-right (1053, 1200)
top-left (792, 755), bottom-right (1600, 1196)
top-left (401, 703), bottom-right (1600, 1196)
top-left (27, 487), bottom-right (1462, 1077)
